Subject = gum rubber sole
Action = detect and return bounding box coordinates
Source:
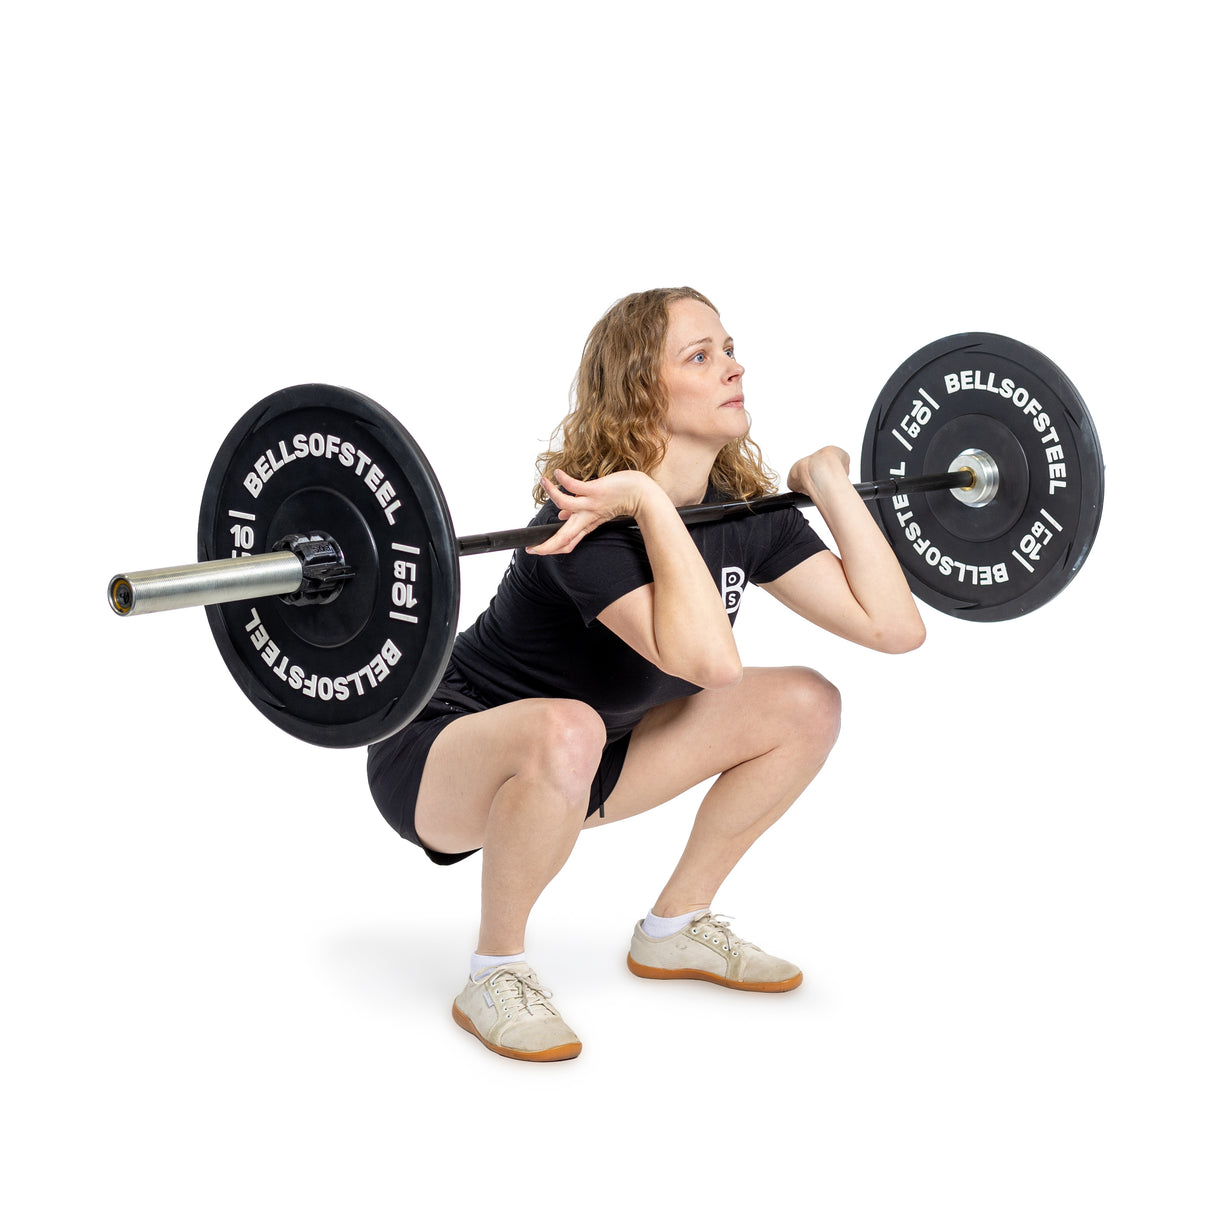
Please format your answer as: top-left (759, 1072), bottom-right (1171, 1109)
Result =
top-left (626, 954), bottom-right (803, 993)
top-left (451, 1002), bottom-right (582, 1062)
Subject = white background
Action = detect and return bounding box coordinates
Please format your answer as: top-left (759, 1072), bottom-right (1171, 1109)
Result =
top-left (4, 2), bottom-right (1210, 1210)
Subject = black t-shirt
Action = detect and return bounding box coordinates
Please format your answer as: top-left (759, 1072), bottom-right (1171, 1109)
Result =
top-left (446, 495), bottom-right (828, 741)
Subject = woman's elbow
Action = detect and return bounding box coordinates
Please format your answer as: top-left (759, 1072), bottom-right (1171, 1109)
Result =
top-left (875, 618), bottom-right (927, 654)
top-left (703, 656), bottom-right (745, 689)
top-left (682, 652), bottom-right (744, 690)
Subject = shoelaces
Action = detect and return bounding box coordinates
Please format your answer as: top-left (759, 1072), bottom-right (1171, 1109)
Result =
top-left (689, 912), bottom-right (750, 956)
top-left (483, 967), bottom-right (557, 1018)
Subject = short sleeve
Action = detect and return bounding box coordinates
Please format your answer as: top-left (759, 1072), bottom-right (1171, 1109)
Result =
top-left (750, 507), bottom-right (829, 584)
top-left (534, 515), bottom-right (655, 626)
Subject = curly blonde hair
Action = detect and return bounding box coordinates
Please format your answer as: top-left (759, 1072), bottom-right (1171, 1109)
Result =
top-left (533, 287), bottom-right (778, 505)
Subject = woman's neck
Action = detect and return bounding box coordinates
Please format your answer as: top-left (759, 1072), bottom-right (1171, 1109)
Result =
top-left (650, 440), bottom-right (722, 507)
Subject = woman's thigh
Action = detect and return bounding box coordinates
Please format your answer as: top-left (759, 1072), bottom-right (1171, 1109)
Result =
top-left (591, 666), bottom-right (841, 828)
top-left (414, 697), bottom-right (606, 854)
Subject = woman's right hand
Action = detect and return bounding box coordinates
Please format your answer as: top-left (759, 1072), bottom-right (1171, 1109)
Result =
top-left (527, 469), bottom-right (660, 556)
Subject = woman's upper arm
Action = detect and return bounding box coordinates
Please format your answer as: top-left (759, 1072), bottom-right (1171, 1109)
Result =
top-left (595, 583), bottom-right (664, 668)
top-left (760, 550), bottom-right (919, 651)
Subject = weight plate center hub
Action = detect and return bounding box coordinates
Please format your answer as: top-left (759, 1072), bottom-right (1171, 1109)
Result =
top-left (948, 448), bottom-right (999, 507)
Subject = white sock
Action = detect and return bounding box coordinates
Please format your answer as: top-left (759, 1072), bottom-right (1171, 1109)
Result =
top-left (470, 951), bottom-right (526, 979)
top-left (641, 908), bottom-right (705, 939)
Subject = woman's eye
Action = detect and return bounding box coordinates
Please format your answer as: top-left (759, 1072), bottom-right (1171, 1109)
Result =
top-left (691, 351), bottom-right (706, 363)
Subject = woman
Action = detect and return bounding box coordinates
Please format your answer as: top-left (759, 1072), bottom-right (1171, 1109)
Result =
top-left (367, 287), bottom-right (925, 1062)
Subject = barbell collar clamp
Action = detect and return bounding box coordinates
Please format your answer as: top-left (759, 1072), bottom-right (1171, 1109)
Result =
top-left (271, 532), bottom-right (356, 606)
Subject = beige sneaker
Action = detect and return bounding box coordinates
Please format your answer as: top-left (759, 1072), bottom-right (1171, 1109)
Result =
top-left (451, 963), bottom-right (582, 1062)
top-left (627, 911), bottom-right (802, 993)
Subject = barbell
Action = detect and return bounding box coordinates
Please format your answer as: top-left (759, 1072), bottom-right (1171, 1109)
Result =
top-left (107, 331), bottom-right (1104, 748)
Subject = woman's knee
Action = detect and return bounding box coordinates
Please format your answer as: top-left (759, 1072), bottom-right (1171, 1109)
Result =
top-left (518, 699), bottom-right (607, 791)
top-left (775, 667), bottom-right (842, 752)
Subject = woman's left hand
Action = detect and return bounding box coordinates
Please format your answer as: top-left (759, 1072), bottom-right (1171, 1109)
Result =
top-left (787, 446), bottom-right (852, 501)
top-left (769, 444), bottom-right (926, 653)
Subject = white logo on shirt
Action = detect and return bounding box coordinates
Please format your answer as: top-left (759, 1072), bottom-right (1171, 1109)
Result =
top-left (721, 566), bottom-right (745, 615)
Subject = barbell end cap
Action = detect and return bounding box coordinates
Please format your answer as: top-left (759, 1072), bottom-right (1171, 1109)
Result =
top-left (109, 576), bottom-right (135, 616)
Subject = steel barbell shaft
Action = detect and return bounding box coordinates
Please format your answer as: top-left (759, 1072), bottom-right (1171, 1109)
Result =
top-left (456, 469), bottom-right (974, 555)
top-left (109, 468), bottom-right (975, 616)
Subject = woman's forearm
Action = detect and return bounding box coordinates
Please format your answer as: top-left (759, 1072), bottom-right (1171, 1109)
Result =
top-left (795, 456), bottom-right (925, 647)
top-left (529, 469), bottom-right (742, 686)
top-left (634, 489), bottom-right (742, 688)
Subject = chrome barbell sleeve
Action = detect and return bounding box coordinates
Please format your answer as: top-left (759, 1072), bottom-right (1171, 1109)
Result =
top-left (108, 551), bottom-right (304, 617)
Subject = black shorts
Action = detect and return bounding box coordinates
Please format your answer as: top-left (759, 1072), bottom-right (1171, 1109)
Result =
top-left (366, 673), bottom-right (632, 866)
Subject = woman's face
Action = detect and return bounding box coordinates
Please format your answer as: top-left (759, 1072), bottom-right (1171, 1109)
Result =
top-left (660, 297), bottom-right (749, 449)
